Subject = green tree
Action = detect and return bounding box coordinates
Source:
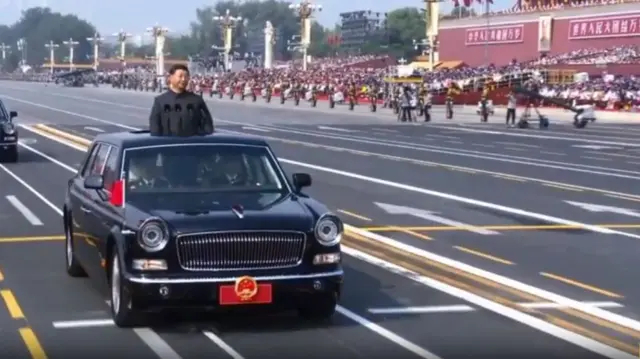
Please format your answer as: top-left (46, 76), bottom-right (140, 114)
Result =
top-left (0, 7), bottom-right (96, 70)
top-left (385, 7), bottom-right (426, 58)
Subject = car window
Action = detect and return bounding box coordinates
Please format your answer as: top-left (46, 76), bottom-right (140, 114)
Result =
top-left (80, 144), bottom-right (100, 177)
top-left (123, 144), bottom-right (286, 194)
top-left (88, 144), bottom-right (111, 176)
top-left (102, 146), bottom-right (120, 191)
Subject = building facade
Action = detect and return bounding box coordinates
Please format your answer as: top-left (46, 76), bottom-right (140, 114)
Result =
top-left (438, 2), bottom-right (640, 66)
top-left (339, 10), bottom-right (386, 53)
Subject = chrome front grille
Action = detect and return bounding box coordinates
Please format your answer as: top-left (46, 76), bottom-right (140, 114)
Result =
top-left (176, 231), bottom-right (306, 271)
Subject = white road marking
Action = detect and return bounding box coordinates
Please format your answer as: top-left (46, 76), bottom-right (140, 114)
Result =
top-left (504, 147), bottom-right (527, 152)
top-left (367, 301), bottom-right (624, 314)
top-left (317, 126), bottom-right (355, 132)
top-left (336, 306), bottom-right (442, 359)
top-left (84, 126), bottom-right (104, 132)
top-left (202, 331), bottom-right (246, 359)
top-left (5, 195), bottom-right (42, 225)
top-left (581, 156), bottom-right (611, 161)
top-left (241, 126), bottom-right (270, 132)
top-left (53, 319), bottom-right (114, 328)
top-left (495, 142), bottom-right (539, 148)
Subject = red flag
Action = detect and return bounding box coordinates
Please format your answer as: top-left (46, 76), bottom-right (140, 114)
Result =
top-left (463, 0), bottom-right (472, 6)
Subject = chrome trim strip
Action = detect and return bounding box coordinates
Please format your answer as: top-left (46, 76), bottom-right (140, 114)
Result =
top-left (125, 269), bottom-right (343, 284)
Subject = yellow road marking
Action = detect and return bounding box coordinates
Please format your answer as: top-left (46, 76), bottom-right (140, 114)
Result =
top-left (19, 327), bottom-right (48, 359)
top-left (540, 272), bottom-right (623, 298)
top-left (391, 226), bottom-right (433, 241)
top-left (542, 183), bottom-right (583, 192)
top-left (0, 236), bottom-right (64, 243)
top-left (337, 209), bottom-right (372, 222)
top-left (454, 246), bottom-right (514, 265)
top-left (1, 290), bottom-right (25, 318)
top-left (359, 223), bottom-right (640, 232)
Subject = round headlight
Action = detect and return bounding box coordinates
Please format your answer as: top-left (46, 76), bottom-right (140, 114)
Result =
top-left (3, 123), bottom-right (15, 135)
top-left (315, 214), bottom-right (342, 246)
top-left (137, 218), bottom-right (169, 252)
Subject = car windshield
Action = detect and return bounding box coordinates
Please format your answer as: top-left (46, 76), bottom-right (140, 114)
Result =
top-left (122, 144), bottom-right (289, 207)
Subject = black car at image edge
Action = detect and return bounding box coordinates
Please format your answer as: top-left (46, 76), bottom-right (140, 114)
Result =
top-left (0, 100), bottom-right (19, 162)
top-left (63, 129), bottom-right (344, 327)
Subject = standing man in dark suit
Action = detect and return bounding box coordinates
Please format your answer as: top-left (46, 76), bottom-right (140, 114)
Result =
top-left (148, 64), bottom-right (214, 136)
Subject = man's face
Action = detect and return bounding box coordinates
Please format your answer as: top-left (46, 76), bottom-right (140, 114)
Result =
top-left (171, 69), bottom-right (189, 91)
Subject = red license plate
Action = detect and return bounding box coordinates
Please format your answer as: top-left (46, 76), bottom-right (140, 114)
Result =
top-left (219, 284), bottom-right (273, 305)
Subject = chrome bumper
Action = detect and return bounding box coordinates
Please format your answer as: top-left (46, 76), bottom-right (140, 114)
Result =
top-left (125, 269), bottom-right (344, 284)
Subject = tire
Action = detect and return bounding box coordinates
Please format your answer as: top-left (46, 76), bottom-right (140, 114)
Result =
top-left (298, 292), bottom-right (337, 321)
top-left (65, 213), bottom-right (86, 277)
top-left (110, 250), bottom-right (140, 327)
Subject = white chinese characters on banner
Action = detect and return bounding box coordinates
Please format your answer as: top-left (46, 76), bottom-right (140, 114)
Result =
top-left (465, 25), bottom-right (525, 46)
top-left (569, 14), bottom-right (640, 39)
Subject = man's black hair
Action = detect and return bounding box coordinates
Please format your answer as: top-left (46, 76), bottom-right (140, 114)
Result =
top-left (168, 64), bottom-right (189, 75)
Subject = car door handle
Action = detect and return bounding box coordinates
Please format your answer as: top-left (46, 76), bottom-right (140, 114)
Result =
top-left (80, 206), bottom-right (92, 214)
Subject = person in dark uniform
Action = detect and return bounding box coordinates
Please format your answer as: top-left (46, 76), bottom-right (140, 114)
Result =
top-left (148, 64), bottom-right (214, 136)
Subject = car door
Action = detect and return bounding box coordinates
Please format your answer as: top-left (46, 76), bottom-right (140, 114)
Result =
top-left (73, 143), bottom-right (111, 279)
top-left (69, 143), bottom-right (100, 268)
top-left (89, 145), bottom-right (122, 290)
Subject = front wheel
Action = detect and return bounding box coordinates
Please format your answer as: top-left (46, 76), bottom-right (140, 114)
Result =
top-left (110, 250), bottom-right (141, 327)
top-left (298, 293), bottom-right (337, 321)
top-left (65, 213), bottom-right (86, 277)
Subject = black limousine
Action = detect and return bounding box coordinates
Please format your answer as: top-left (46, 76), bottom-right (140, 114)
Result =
top-left (63, 130), bottom-right (343, 327)
top-left (0, 101), bottom-right (18, 162)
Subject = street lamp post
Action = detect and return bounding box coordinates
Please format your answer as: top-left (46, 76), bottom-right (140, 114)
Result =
top-left (44, 41), bottom-right (59, 74)
top-left (112, 29), bottom-right (132, 63)
top-left (62, 38), bottom-right (79, 71)
top-left (16, 38), bottom-right (27, 67)
top-left (146, 24), bottom-right (169, 80)
top-left (423, 0), bottom-right (441, 71)
top-left (212, 9), bottom-right (242, 72)
top-left (288, 0), bottom-right (321, 71)
top-left (86, 32), bottom-right (104, 71)
top-left (264, 21), bottom-right (276, 69)
top-left (0, 43), bottom-right (11, 61)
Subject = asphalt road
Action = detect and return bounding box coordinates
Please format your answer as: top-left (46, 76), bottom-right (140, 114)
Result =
top-left (1, 81), bottom-right (640, 358)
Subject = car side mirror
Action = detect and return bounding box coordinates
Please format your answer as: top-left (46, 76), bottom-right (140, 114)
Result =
top-left (292, 173), bottom-right (311, 191)
top-left (9, 111), bottom-right (17, 120)
top-left (83, 175), bottom-right (104, 190)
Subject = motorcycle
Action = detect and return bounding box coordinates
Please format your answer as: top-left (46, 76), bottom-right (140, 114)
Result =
top-left (445, 98), bottom-right (454, 119)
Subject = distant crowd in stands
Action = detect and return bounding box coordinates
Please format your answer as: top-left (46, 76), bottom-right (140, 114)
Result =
top-left (533, 46), bottom-right (640, 65)
top-left (2, 47), bottom-right (638, 110)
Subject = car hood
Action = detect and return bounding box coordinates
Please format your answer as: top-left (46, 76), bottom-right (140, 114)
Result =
top-left (146, 197), bottom-right (315, 234)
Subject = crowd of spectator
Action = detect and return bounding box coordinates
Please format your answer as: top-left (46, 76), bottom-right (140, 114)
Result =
top-left (533, 46), bottom-right (640, 66)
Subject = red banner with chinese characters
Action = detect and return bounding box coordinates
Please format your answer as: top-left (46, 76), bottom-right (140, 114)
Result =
top-left (465, 25), bottom-right (524, 46)
top-left (568, 14), bottom-right (640, 40)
